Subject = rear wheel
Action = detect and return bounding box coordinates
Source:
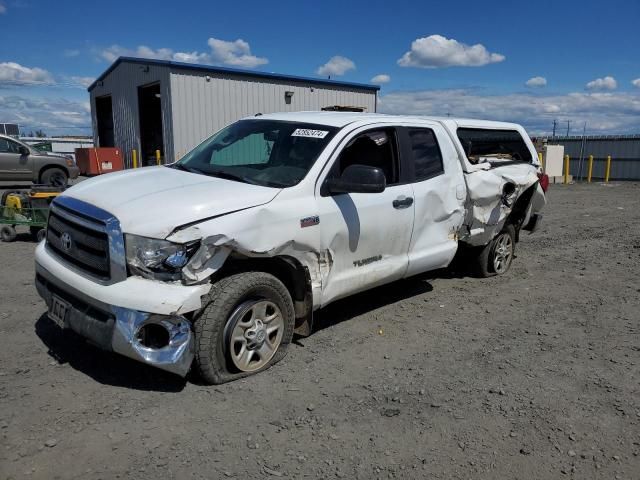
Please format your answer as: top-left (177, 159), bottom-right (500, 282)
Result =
top-left (1, 225), bottom-right (17, 242)
top-left (474, 224), bottom-right (516, 277)
top-left (40, 168), bottom-right (68, 187)
top-left (195, 272), bottom-right (295, 384)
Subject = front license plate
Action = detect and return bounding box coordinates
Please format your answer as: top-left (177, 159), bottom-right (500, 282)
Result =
top-left (48, 295), bottom-right (70, 328)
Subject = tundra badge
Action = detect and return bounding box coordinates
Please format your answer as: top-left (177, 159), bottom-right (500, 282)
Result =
top-left (300, 216), bottom-right (320, 228)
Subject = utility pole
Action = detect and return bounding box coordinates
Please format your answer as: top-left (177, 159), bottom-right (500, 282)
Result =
top-left (566, 120), bottom-right (571, 136)
top-left (578, 122), bottom-right (587, 181)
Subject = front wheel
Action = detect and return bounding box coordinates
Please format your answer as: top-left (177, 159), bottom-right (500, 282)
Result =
top-left (40, 168), bottom-right (68, 187)
top-left (30, 226), bottom-right (46, 242)
top-left (194, 272), bottom-right (295, 384)
top-left (474, 224), bottom-right (516, 277)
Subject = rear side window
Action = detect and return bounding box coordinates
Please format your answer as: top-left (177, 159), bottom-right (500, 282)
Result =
top-left (457, 128), bottom-right (532, 165)
top-left (407, 128), bottom-right (444, 181)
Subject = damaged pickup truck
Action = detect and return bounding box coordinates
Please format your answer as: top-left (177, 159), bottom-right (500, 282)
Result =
top-left (35, 112), bottom-right (547, 383)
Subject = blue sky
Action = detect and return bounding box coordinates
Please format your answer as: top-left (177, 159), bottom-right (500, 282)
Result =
top-left (1, 0), bottom-right (639, 135)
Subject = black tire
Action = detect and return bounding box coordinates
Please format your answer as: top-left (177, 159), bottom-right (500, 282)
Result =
top-left (40, 168), bottom-right (68, 187)
top-left (194, 272), bottom-right (295, 384)
top-left (30, 227), bottom-right (46, 242)
top-left (474, 224), bottom-right (516, 277)
top-left (1, 225), bottom-right (17, 242)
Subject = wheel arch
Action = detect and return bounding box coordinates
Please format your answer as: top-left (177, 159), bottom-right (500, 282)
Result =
top-left (505, 182), bottom-right (538, 242)
top-left (211, 254), bottom-right (314, 337)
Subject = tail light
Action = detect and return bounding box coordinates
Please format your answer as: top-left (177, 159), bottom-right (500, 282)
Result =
top-left (537, 173), bottom-right (549, 193)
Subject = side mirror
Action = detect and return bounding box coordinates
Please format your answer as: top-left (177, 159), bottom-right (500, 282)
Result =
top-left (325, 164), bottom-right (386, 194)
top-left (19, 146), bottom-right (30, 156)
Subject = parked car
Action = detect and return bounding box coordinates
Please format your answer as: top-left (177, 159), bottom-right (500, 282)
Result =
top-left (34, 112), bottom-right (547, 383)
top-left (0, 134), bottom-right (79, 186)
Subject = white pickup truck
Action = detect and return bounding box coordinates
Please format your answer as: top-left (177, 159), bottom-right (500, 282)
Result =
top-left (35, 112), bottom-right (547, 383)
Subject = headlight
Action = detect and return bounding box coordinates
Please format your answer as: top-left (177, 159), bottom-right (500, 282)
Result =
top-left (65, 158), bottom-right (75, 167)
top-left (125, 234), bottom-right (199, 280)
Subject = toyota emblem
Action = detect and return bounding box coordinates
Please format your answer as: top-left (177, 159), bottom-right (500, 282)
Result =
top-left (60, 232), bottom-right (73, 251)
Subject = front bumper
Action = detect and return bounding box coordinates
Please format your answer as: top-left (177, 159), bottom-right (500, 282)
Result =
top-left (68, 165), bottom-right (80, 179)
top-left (35, 242), bottom-right (210, 376)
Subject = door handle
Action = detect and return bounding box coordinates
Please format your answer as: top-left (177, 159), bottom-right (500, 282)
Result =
top-left (392, 196), bottom-right (414, 209)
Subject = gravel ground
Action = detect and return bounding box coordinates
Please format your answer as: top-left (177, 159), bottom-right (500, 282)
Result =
top-left (1, 182), bottom-right (639, 479)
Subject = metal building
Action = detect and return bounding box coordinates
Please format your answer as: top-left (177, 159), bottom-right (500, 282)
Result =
top-left (88, 57), bottom-right (379, 167)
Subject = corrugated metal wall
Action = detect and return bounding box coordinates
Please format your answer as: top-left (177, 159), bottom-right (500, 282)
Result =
top-left (90, 63), bottom-right (174, 167)
top-left (169, 70), bottom-right (377, 159)
top-left (549, 136), bottom-right (640, 180)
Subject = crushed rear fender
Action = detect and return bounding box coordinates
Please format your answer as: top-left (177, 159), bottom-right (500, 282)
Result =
top-left (462, 164), bottom-right (544, 246)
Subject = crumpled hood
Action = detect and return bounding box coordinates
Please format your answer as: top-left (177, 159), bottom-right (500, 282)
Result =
top-left (62, 166), bottom-right (281, 238)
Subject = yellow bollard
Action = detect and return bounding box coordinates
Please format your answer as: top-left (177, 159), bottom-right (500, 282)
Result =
top-left (564, 154), bottom-right (570, 185)
top-left (587, 155), bottom-right (594, 183)
top-left (155, 149), bottom-right (161, 166)
top-left (605, 155), bottom-right (611, 183)
top-left (538, 152), bottom-right (544, 172)
top-left (132, 149), bottom-right (138, 169)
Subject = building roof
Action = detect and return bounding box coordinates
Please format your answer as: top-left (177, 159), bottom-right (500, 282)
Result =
top-left (88, 56), bottom-right (381, 93)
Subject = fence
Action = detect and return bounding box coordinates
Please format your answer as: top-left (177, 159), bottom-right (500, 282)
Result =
top-left (548, 135), bottom-right (640, 181)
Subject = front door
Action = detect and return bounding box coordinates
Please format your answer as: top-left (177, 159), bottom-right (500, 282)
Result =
top-left (316, 127), bottom-right (415, 306)
top-left (0, 137), bottom-right (31, 180)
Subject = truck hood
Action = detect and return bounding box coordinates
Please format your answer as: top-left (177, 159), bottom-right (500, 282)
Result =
top-left (63, 166), bottom-right (281, 238)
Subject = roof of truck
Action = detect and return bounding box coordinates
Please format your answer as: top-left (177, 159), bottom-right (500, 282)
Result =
top-left (252, 111), bottom-right (525, 130)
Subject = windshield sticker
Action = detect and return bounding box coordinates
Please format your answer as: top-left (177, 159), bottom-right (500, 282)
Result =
top-left (292, 129), bottom-right (329, 139)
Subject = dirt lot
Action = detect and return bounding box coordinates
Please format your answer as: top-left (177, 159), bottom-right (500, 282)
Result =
top-left (1, 182), bottom-right (639, 480)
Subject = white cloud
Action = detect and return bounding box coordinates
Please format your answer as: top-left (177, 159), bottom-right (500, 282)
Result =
top-left (69, 76), bottom-right (95, 88)
top-left (0, 2), bottom-right (6, 14)
top-left (0, 94), bottom-right (91, 134)
top-left (63, 49), bottom-right (80, 57)
top-left (398, 34), bottom-right (505, 68)
top-left (0, 62), bottom-right (54, 86)
top-left (371, 74), bottom-right (391, 84)
top-left (100, 38), bottom-right (268, 69)
top-left (586, 76), bottom-right (617, 91)
top-left (632, 78), bottom-right (640, 88)
top-left (316, 56), bottom-right (356, 77)
top-left (207, 38), bottom-right (268, 68)
top-left (525, 76), bottom-right (547, 88)
top-left (378, 88), bottom-right (640, 135)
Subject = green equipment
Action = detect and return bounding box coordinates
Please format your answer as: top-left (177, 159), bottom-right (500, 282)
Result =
top-left (0, 186), bottom-right (62, 242)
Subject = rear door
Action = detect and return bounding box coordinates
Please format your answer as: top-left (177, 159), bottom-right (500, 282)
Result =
top-left (399, 123), bottom-right (466, 277)
top-left (316, 125), bottom-right (415, 305)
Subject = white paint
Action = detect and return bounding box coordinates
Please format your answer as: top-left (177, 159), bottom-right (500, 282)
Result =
top-left (35, 242), bottom-right (210, 314)
top-left (63, 166), bottom-right (281, 237)
top-left (47, 112), bottom-right (545, 319)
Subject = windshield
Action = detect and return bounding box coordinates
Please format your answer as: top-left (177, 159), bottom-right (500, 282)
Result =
top-left (174, 120), bottom-right (339, 188)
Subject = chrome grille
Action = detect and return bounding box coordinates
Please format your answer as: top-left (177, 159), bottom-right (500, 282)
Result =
top-left (46, 201), bottom-right (117, 282)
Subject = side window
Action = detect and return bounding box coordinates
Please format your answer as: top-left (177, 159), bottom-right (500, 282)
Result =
top-left (407, 128), bottom-right (444, 181)
top-left (457, 128), bottom-right (533, 165)
top-left (211, 132), bottom-right (274, 166)
top-left (0, 139), bottom-right (20, 154)
top-left (335, 129), bottom-right (399, 185)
